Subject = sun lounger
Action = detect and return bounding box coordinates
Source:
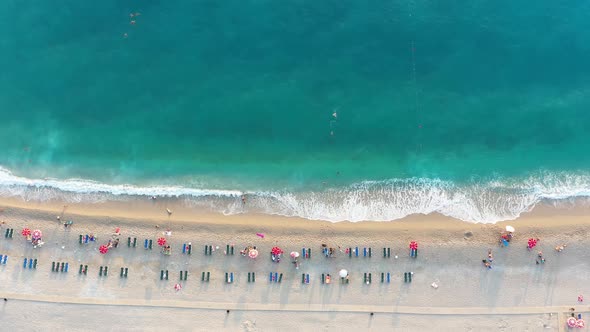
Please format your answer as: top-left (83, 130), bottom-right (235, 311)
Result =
top-left (2, 255), bottom-right (8, 265)
top-left (248, 272), bottom-right (251, 283)
top-left (80, 264), bottom-right (84, 274)
top-left (4, 229), bottom-right (8, 238)
top-left (206, 271), bottom-right (210, 281)
top-left (160, 270), bottom-right (164, 280)
top-left (187, 244), bottom-right (192, 255)
top-left (363, 248), bottom-right (367, 257)
top-left (23, 258), bottom-right (27, 268)
top-left (60, 262), bottom-right (65, 272)
top-left (144, 239), bottom-right (149, 249)
top-left (52, 261), bottom-right (55, 272)
top-left (278, 273), bottom-right (283, 283)
top-left (381, 273), bottom-right (384, 283)
top-left (369, 273), bottom-right (372, 283)
top-left (128, 237), bottom-right (131, 247)
top-left (225, 272), bottom-right (234, 283)
top-left (65, 263), bottom-right (69, 272)
top-left (148, 240), bottom-right (153, 250)
top-left (121, 267), bottom-right (125, 277)
top-left (165, 270), bottom-right (169, 280)
top-left (364, 273), bottom-right (367, 283)
top-left (79, 235), bottom-right (83, 244)
top-left (9, 228), bottom-right (13, 238)
top-left (404, 272), bottom-right (408, 283)
top-left (387, 272), bottom-right (390, 283)
top-left (348, 248), bottom-right (352, 258)
top-left (408, 272), bottom-right (412, 282)
top-left (33, 259), bottom-right (37, 269)
top-left (355, 247), bottom-right (359, 257)
top-left (202, 271), bottom-right (205, 281)
top-left (99, 266), bottom-right (103, 276)
top-left (182, 244), bottom-right (186, 254)
top-left (269, 272), bottom-right (273, 282)
top-left (124, 267), bottom-right (128, 277)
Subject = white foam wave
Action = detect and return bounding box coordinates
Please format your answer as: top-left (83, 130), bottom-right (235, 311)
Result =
top-left (0, 167), bottom-right (589, 223)
top-left (0, 167), bottom-right (242, 201)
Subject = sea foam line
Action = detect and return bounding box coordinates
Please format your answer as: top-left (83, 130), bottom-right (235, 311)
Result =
top-left (0, 167), bottom-right (589, 224)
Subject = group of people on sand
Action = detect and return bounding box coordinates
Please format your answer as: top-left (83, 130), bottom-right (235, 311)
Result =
top-left (240, 246), bottom-right (256, 256)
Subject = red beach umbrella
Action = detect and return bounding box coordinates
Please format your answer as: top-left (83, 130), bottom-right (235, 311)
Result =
top-left (99, 245), bottom-right (109, 254)
top-left (567, 317), bottom-right (577, 328)
top-left (31, 229), bottom-right (42, 240)
top-left (527, 238), bottom-right (537, 249)
top-left (409, 241), bottom-right (418, 250)
top-left (21, 228), bottom-right (31, 237)
top-left (174, 283), bottom-right (182, 291)
top-left (157, 237), bottom-right (166, 246)
top-left (271, 247), bottom-right (283, 255)
top-left (577, 319), bottom-right (585, 328)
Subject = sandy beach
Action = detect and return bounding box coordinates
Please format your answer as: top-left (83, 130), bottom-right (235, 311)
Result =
top-left (0, 197), bottom-right (589, 331)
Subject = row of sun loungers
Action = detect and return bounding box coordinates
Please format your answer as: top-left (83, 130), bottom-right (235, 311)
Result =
top-left (302, 248), bottom-right (311, 259)
top-left (144, 239), bottom-right (153, 250)
top-left (4, 228), bottom-right (14, 238)
top-left (73, 238), bottom-right (416, 260)
top-left (269, 272), bottom-right (283, 283)
top-left (127, 237), bottom-right (137, 247)
top-left (0, 255), bottom-right (8, 265)
top-left (51, 262), bottom-right (68, 272)
top-left (120, 267), bottom-right (129, 278)
top-left (347, 247), bottom-right (372, 258)
top-left (23, 258), bottom-right (37, 269)
top-left (182, 243), bottom-right (192, 254)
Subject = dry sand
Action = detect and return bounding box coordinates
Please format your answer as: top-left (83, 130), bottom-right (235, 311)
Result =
top-left (0, 197), bottom-right (588, 331)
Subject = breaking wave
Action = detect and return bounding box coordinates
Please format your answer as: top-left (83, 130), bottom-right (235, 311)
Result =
top-left (0, 167), bottom-right (589, 223)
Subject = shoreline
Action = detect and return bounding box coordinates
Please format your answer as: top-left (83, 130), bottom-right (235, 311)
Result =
top-left (0, 195), bottom-right (589, 234)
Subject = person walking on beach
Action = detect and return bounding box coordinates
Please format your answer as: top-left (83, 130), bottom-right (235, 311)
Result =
top-left (487, 249), bottom-right (493, 262)
top-left (536, 251), bottom-right (546, 264)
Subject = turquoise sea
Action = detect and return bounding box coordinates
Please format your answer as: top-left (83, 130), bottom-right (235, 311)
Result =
top-left (1, 1), bottom-right (590, 222)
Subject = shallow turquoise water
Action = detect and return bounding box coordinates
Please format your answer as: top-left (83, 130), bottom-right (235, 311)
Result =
top-left (1, 1), bottom-right (590, 221)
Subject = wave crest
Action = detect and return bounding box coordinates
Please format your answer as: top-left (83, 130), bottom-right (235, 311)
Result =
top-left (0, 167), bottom-right (589, 223)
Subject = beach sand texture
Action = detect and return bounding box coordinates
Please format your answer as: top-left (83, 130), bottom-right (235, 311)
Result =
top-left (0, 199), bottom-right (588, 331)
